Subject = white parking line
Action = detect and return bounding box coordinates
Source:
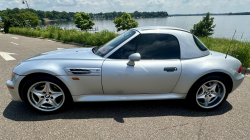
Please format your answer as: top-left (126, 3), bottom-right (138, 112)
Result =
top-left (0, 52), bottom-right (16, 61)
top-left (11, 42), bottom-right (19, 45)
top-left (11, 37), bottom-right (19, 39)
top-left (57, 48), bottom-right (65, 50)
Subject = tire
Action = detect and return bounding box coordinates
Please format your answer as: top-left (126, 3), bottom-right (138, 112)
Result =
top-left (187, 75), bottom-right (229, 110)
top-left (21, 75), bottom-right (72, 113)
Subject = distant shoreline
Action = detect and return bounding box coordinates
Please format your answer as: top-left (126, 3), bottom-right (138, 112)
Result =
top-left (43, 18), bottom-right (56, 21)
top-left (169, 13), bottom-right (250, 17)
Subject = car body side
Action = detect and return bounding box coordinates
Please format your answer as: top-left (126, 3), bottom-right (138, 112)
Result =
top-left (7, 27), bottom-right (244, 102)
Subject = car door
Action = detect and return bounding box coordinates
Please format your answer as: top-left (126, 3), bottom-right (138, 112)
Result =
top-left (102, 33), bottom-right (181, 94)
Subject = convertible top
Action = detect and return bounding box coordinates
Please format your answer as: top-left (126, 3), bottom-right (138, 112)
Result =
top-left (133, 26), bottom-right (190, 33)
top-left (133, 26), bottom-right (210, 59)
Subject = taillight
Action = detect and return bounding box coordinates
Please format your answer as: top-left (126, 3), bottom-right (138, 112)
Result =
top-left (238, 65), bottom-right (242, 73)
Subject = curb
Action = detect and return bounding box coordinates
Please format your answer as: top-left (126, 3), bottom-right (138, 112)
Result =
top-left (242, 67), bottom-right (250, 76)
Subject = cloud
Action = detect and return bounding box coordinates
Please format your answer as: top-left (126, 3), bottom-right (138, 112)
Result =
top-left (182, 0), bottom-right (190, 3)
top-left (0, 0), bottom-right (250, 14)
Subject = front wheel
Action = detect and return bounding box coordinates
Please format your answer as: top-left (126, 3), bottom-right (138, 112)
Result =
top-left (21, 76), bottom-right (71, 113)
top-left (187, 76), bottom-right (229, 110)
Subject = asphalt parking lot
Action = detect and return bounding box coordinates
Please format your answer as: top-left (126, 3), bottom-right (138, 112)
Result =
top-left (0, 33), bottom-right (250, 140)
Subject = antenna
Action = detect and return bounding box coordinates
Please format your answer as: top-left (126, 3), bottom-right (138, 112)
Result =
top-left (240, 31), bottom-right (244, 42)
top-left (230, 32), bottom-right (244, 55)
top-left (225, 30), bottom-right (236, 58)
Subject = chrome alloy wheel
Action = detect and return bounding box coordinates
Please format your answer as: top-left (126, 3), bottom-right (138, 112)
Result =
top-left (196, 80), bottom-right (226, 109)
top-left (27, 81), bottom-right (65, 112)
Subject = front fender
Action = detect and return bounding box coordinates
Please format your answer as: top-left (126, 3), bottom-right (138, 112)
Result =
top-left (13, 60), bottom-right (67, 76)
top-left (13, 59), bottom-right (105, 76)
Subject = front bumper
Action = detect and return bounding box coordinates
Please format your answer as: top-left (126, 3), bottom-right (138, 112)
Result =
top-left (231, 73), bottom-right (245, 93)
top-left (6, 75), bottom-right (25, 102)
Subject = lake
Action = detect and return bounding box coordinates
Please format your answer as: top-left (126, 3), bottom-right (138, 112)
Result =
top-left (40, 15), bottom-right (250, 41)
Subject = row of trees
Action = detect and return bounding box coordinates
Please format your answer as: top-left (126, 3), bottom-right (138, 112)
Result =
top-left (89, 11), bottom-right (168, 19)
top-left (0, 8), bottom-right (74, 21)
top-left (0, 8), bottom-right (168, 21)
top-left (229, 12), bottom-right (250, 15)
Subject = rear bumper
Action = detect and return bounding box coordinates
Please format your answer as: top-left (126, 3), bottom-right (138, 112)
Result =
top-left (6, 75), bottom-right (25, 102)
top-left (231, 73), bottom-right (244, 93)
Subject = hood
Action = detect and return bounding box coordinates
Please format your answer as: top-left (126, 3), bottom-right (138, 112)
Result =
top-left (25, 48), bottom-right (103, 61)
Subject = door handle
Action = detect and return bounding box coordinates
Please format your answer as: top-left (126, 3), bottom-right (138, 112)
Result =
top-left (164, 67), bottom-right (177, 72)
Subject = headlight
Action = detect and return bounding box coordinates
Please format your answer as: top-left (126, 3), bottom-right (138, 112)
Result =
top-left (11, 72), bottom-right (17, 81)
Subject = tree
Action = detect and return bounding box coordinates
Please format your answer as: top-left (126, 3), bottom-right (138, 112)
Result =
top-left (3, 13), bottom-right (29, 33)
top-left (23, 12), bottom-right (39, 27)
top-left (2, 12), bottom-right (39, 33)
top-left (190, 12), bottom-right (216, 37)
top-left (45, 11), bottom-right (53, 19)
top-left (74, 12), bottom-right (95, 31)
top-left (113, 12), bottom-right (138, 32)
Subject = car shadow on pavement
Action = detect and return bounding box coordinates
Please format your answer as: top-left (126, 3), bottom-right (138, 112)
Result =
top-left (3, 100), bottom-right (232, 123)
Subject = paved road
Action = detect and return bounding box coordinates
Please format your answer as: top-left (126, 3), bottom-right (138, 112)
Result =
top-left (0, 33), bottom-right (250, 140)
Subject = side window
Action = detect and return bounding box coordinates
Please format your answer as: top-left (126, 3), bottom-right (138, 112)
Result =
top-left (193, 35), bottom-right (208, 51)
top-left (108, 36), bottom-right (139, 59)
top-left (137, 34), bottom-right (180, 59)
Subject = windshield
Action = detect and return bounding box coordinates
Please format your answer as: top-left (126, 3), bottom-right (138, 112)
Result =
top-left (95, 30), bottom-right (137, 57)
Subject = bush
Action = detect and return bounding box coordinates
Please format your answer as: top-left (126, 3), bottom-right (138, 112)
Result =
top-left (190, 12), bottom-right (216, 37)
top-left (2, 12), bottom-right (39, 33)
top-left (114, 12), bottom-right (138, 32)
top-left (74, 12), bottom-right (95, 31)
top-left (0, 22), bottom-right (4, 28)
top-left (8, 27), bottom-right (117, 47)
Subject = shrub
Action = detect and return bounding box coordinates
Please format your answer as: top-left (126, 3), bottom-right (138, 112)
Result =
top-left (74, 12), bottom-right (95, 31)
top-left (2, 12), bottom-right (39, 33)
top-left (114, 12), bottom-right (138, 32)
top-left (190, 12), bottom-right (216, 37)
top-left (0, 22), bottom-right (4, 28)
top-left (8, 27), bottom-right (117, 47)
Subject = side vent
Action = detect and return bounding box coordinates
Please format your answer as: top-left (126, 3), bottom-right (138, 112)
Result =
top-left (69, 69), bottom-right (91, 74)
top-left (64, 68), bottom-right (101, 76)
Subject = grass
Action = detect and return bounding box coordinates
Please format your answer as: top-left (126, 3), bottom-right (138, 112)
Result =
top-left (8, 27), bottom-right (117, 46)
top-left (199, 37), bottom-right (250, 67)
top-left (8, 27), bottom-right (250, 67)
top-left (0, 22), bottom-right (3, 28)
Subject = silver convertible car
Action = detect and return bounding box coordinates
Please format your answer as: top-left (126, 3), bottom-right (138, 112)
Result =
top-left (6, 26), bottom-right (244, 113)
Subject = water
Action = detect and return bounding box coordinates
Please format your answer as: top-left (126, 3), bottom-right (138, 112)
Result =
top-left (40, 15), bottom-right (250, 41)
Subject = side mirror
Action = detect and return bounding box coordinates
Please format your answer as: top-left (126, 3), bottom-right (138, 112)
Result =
top-left (127, 53), bottom-right (141, 66)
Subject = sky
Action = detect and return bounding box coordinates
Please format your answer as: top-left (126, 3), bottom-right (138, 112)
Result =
top-left (0, 0), bottom-right (250, 14)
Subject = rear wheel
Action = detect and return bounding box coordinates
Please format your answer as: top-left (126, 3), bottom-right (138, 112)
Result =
top-left (21, 76), bottom-right (71, 113)
top-left (187, 76), bottom-right (229, 110)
